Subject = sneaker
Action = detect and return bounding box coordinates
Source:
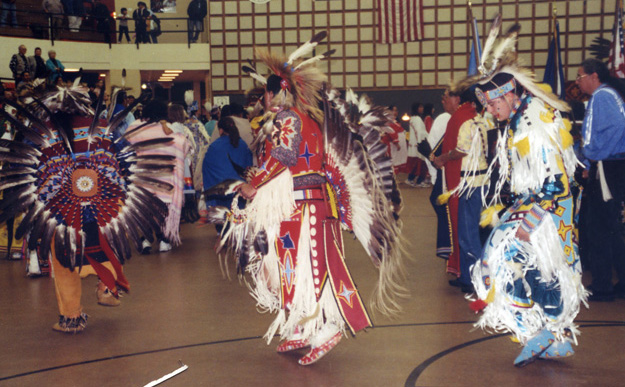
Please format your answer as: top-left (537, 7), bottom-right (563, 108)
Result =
top-left (141, 239), bottom-right (152, 255)
top-left (298, 332), bottom-right (342, 366)
top-left (405, 179), bottom-right (417, 187)
top-left (10, 251), bottom-right (22, 260)
top-left (52, 313), bottom-right (88, 334)
top-left (159, 241), bottom-right (172, 252)
top-left (96, 286), bottom-right (121, 307)
top-left (418, 181), bottom-right (433, 188)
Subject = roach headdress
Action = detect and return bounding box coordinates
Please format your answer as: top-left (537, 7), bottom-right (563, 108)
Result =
top-left (468, 14), bottom-right (569, 112)
top-left (242, 31), bottom-right (335, 124)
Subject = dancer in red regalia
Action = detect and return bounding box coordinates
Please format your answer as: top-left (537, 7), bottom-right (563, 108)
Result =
top-left (207, 32), bottom-right (406, 365)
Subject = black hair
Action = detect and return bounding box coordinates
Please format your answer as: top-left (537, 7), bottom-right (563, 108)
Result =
top-left (221, 104), bottom-right (233, 118)
top-left (218, 116), bottom-right (241, 148)
top-left (581, 58), bottom-right (625, 101)
top-left (266, 74), bottom-right (283, 95)
top-left (142, 99), bottom-right (168, 121)
top-left (423, 103), bottom-right (434, 117)
top-left (121, 7), bottom-right (127, 12)
top-left (581, 58), bottom-right (610, 83)
top-left (411, 102), bottom-right (422, 116)
top-left (35, 47), bottom-right (41, 52)
top-left (229, 102), bottom-right (245, 117)
top-left (115, 91), bottom-right (126, 104)
top-left (210, 107), bottom-right (220, 120)
top-left (568, 100), bottom-right (586, 123)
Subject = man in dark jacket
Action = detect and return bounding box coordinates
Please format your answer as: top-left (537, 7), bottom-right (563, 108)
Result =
top-left (133, 1), bottom-right (150, 44)
top-left (27, 47), bottom-right (48, 83)
top-left (9, 45), bottom-right (30, 84)
top-left (187, 0), bottom-right (206, 43)
top-left (92, 0), bottom-right (112, 44)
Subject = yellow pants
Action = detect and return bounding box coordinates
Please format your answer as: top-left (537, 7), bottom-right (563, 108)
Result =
top-left (51, 253), bottom-right (117, 317)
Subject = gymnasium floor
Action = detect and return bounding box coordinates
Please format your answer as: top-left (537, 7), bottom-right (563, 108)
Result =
top-left (1, 181), bottom-right (624, 386)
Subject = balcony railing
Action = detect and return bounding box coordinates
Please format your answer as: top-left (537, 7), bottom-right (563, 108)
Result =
top-left (0, 8), bottom-right (204, 48)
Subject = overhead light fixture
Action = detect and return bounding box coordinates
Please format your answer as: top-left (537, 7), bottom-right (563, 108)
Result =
top-left (64, 68), bottom-right (80, 72)
top-left (141, 83), bottom-right (147, 89)
top-left (99, 73), bottom-right (106, 77)
top-left (158, 79), bottom-right (174, 82)
top-left (401, 113), bottom-right (410, 121)
top-left (164, 70), bottom-right (183, 73)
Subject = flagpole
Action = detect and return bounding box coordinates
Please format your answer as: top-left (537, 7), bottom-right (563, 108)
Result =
top-left (467, 1), bottom-right (480, 68)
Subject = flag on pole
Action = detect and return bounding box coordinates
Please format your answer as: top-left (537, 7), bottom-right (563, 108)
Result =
top-left (543, 19), bottom-right (565, 99)
top-left (376, 0), bottom-right (424, 44)
top-left (608, 1), bottom-right (625, 78)
top-left (467, 16), bottom-right (482, 76)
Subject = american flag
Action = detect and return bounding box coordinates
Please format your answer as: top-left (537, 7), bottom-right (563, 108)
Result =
top-left (376, 0), bottom-right (424, 44)
top-left (609, 2), bottom-right (625, 78)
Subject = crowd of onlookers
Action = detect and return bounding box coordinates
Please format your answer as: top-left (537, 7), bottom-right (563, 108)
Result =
top-left (8, 44), bottom-right (65, 95)
top-left (1, 0), bottom-right (207, 44)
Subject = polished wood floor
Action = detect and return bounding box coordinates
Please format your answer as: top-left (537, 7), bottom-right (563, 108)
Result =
top-left (1, 179), bottom-right (624, 386)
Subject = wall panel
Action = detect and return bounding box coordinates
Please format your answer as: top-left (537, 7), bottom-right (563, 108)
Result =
top-left (208, 0), bottom-right (620, 94)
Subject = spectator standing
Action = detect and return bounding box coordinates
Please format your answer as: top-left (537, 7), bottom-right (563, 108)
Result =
top-left (433, 88), bottom-right (488, 293)
top-left (45, 49), bottom-right (64, 84)
top-left (92, 0), bottom-right (112, 44)
top-left (117, 7), bottom-right (131, 43)
top-left (210, 103), bottom-right (253, 148)
top-left (43, 0), bottom-right (64, 40)
top-left (133, 1), bottom-right (150, 44)
top-left (147, 10), bottom-right (161, 44)
top-left (0, 0), bottom-right (17, 28)
top-left (425, 101), bottom-right (452, 259)
top-left (576, 58), bottom-right (625, 301)
top-left (204, 104), bottom-right (219, 138)
top-left (187, 0), bottom-right (206, 43)
top-left (28, 47), bottom-right (48, 83)
top-left (9, 45), bottom-right (30, 85)
top-left (66, 0), bottom-right (84, 32)
top-left (433, 89), bottom-right (465, 280)
top-left (406, 102), bottom-right (428, 187)
top-left (202, 116), bottom-right (252, 211)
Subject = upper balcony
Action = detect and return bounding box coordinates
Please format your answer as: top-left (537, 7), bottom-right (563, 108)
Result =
top-left (0, 0), bottom-right (210, 93)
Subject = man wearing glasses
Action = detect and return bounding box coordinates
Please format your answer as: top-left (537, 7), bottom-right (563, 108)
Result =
top-left (576, 58), bottom-right (625, 302)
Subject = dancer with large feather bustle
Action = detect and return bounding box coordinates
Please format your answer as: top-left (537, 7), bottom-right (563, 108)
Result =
top-left (206, 32), bottom-right (406, 365)
top-left (459, 15), bottom-right (588, 366)
top-left (0, 77), bottom-right (174, 333)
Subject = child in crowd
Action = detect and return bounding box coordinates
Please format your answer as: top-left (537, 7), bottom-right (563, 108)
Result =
top-left (118, 7), bottom-right (131, 43)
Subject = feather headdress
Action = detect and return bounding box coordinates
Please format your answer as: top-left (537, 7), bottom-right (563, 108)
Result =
top-left (0, 83), bottom-right (173, 296)
top-left (243, 31), bottom-right (332, 123)
top-left (466, 14), bottom-right (569, 112)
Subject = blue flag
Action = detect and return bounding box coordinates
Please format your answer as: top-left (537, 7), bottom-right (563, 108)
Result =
top-left (467, 17), bottom-right (482, 76)
top-left (543, 20), bottom-right (565, 99)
